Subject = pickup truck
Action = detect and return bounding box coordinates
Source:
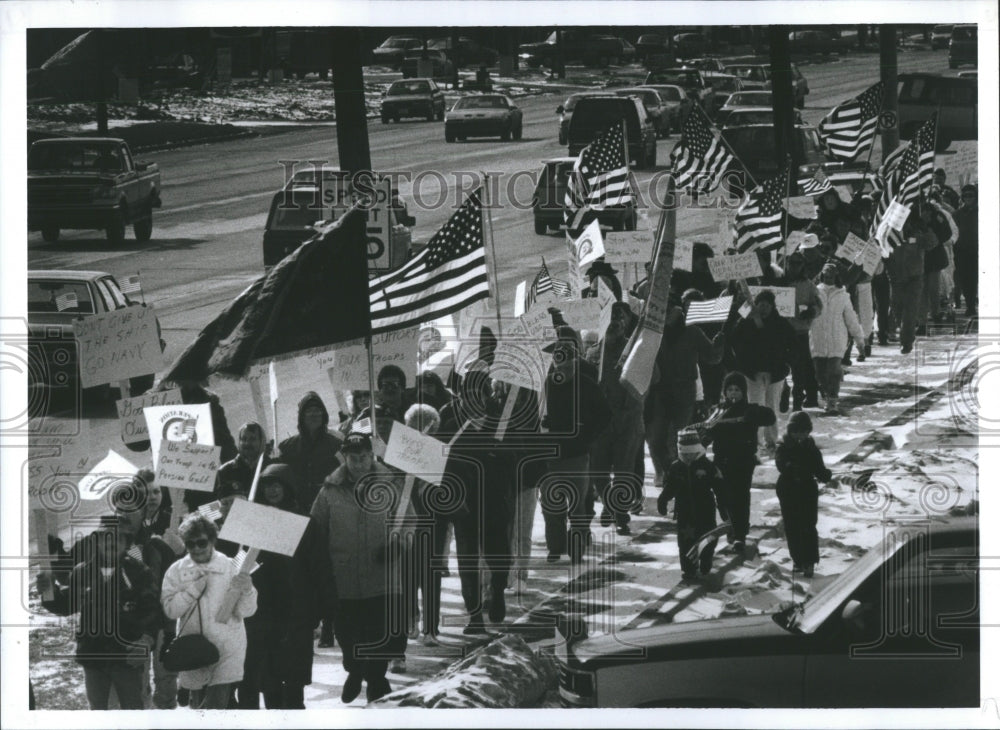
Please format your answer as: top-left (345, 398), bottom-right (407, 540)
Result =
top-left (27, 269), bottom-right (166, 415)
top-left (519, 30), bottom-right (623, 68)
top-left (28, 138), bottom-right (162, 244)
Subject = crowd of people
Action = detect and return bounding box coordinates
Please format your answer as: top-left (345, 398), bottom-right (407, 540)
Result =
top-left (35, 177), bottom-right (978, 710)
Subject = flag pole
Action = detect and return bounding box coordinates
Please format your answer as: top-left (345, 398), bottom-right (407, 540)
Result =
top-left (481, 173), bottom-right (503, 337)
top-left (695, 102), bottom-right (757, 190)
top-left (365, 334), bottom-right (381, 452)
top-left (138, 269), bottom-right (146, 305)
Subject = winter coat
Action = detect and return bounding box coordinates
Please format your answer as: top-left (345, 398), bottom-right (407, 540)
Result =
top-left (277, 430), bottom-right (343, 512)
top-left (923, 206), bottom-right (958, 273)
top-left (809, 283), bottom-right (865, 358)
top-left (775, 436), bottom-right (832, 496)
top-left (653, 324), bottom-right (724, 398)
top-left (953, 204), bottom-right (978, 256)
top-left (731, 310), bottom-right (796, 382)
top-left (663, 455), bottom-right (720, 534)
top-left (215, 454), bottom-right (274, 500)
top-left (310, 462), bottom-right (403, 600)
top-left (42, 553), bottom-right (161, 666)
top-left (706, 400), bottom-right (776, 466)
top-left (886, 228), bottom-right (938, 283)
top-left (784, 278), bottom-right (823, 335)
top-left (543, 358), bottom-right (612, 459)
top-left (161, 550), bottom-right (258, 689)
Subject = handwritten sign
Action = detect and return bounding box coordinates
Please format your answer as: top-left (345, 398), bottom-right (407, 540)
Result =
top-left (708, 251), bottom-right (763, 282)
top-left (748, 286), bottom-right (797, 318)
top-left (116, 388), bottom-right (182, 445)
top-left (323, 327), bottom-right (420, 390)
top-left (836, 232), bottom-right (882, 276)
top-left (489, 340), bottom-right (548, 392)
top-left (520, 298), bottom-right (601, 342)
top-left (383, 421), bottom-right (450, 485)
top-left (938, 144), bottom-right (977, 186)
top-left (604, 229), bottom-right (655, 266)
top-left (218, 498), bottom-right (310, 557)
top-left (143, 403), bottom-right (215, 469)
top-left (72, 305), bottom-right (163, 388)
top-left (78, 450), bottom-right (138, 502)
top-left (787, 195), bottom-right (817, 219)
top-left (673, 238), bottom-right (694, 271)
top-left (155, 440), bottom-right (221, 492)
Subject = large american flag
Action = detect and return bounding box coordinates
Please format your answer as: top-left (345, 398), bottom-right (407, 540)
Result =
top-left (369, 189), bottom-right (490, 334)
top-left (564, 122), bottom-right (633, 233)
top-left (818, 81), bottom-right (884, 161)
top-left (525, 258), bottom-right (572, 311)
top-left (869, 114), bottom-right (937, 246)
top-left (735, 168), bottom-right (787, 253)
top-left (668, 111), bottom-right (735, 193)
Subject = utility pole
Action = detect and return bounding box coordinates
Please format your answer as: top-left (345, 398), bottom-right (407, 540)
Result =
top-left (330, 27), bottom-right (372, 175)
top-left (768, 25), bottom-right (796, 193)
top-left (879, 25), bottom-right (900, 160)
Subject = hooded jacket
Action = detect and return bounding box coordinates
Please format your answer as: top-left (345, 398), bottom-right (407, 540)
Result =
top-left (544, 357), bottom-right (612, 459)
top-left (809, 283), bottom-right (865, 358)
top-left (277, 392), bottom-right (343, 511)
top-left (731, 308), bottom-right (796, 381)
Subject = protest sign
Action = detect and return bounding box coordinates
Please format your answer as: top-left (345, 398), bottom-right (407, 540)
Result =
top-left (938, 144), bottom-right (977, 186)
top-left (748, 286), bottom-right (797, 318)
top-left (787, 196), bottom-right (817, 219)
top-left (383, 421), bottom-right (450, 485)
top-left (785, 230), bottom-right (807, 256)
top-left (514, 281), bottom-right (527, 317)
top-left (116, 388), bottom-right (182, 445)
top-left (836, 232), bottom-right (883, 276)
top-left (560, 298), bottom-right (603, 331)
top-left (708, 251), bottom-right (763, 282)
top-left (73, 305), bottom-right (163, 388)
top-left (490, 340), bottom-right (548, 392)
top-left (596, 277), bottom-right (616, 310)
top-left (716, 213), bottom-right (735, 250)
top-left (143, 403), bottom-right (214, 469)
top-left (673, 238), bottom-right (694, 271)
top-left (574, 219), bottom-right (605, 268)
top-left (323, 327), bottom-right (420, 390)
top-left (155, 440), bottom-right (221, 492)
top-left (78, 450), bottom-right (138, 502)
top-left (603, 229), bottom-right (655, 266)
top-left (218, 499), bottom-right (310, 557)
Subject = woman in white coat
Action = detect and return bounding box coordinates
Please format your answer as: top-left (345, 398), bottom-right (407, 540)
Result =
top-left (161, 513), bottom-right (257, 709)
top-left (809, 263), bottom-right (866, 415)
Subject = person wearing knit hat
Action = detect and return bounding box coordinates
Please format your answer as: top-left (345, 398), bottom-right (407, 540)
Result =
top-left (775, 410), bottom-right (831, 578)
top-left (703, 372), bottom-right (776, 552)
top-left (810, 261), bottom-right (867, 413)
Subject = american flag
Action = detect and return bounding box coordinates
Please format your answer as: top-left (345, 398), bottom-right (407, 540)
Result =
top-left (55, 291), bottom-right (78, 311)
top-left (735, 168), bottom-right (787, 253)
top-left (369, 189), bottom-right (490, 334)
top-left (869, 114), bottom-right (937, 246)
top-left (126, 544), bottom-right (144, 562)
top-left (564, 123), bottom-right (633, 233)
top-left (818, 82), bottom-right (884, 161)
top-left (797, 167), bottom-right (832, 197)
top-left (668, 111), bottom-right (735, 194)
top-left (685, 295), bottom-right (734, 325)
top-left (197, 500), bottom-right (224, 522)
top-left (119, 274), bottom-right (142, 297)
top-left (525, 258), bottom-right (572, 311)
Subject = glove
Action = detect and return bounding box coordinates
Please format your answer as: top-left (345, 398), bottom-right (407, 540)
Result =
top-left (657, 491), bottom-right (669, 516)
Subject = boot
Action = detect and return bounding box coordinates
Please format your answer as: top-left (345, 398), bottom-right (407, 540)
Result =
top-left (825, 397), bottom-right (840, 415)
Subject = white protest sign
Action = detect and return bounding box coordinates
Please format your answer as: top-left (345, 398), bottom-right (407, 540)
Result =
top-left (596, 277), bottom-right (616, 310)
top-left (560, 298), bottom-right (603, 331)
top-left (836, 232), bottom-right (882, 276)
top-left (708, 251), bottom-right (763, 282)
top-left (716, 213), bottom-right (735, 249)
top-left (116, 388), bottom-right (182, 445)
top-left (673, 238), bottom-right (694, 271)
top-left (489, 340), bottom-right (548, 392)
top-left (155, 440), bottom-right (221, 493)
top-left (143, 403), bottom-right (215, 469)
top-left (835, 231), bottom-right (868, 261)
top-left (938, 145), bottom-right (977, 186)
top-left (520, 305), bottom-right (556, 341)
top-left (78, 450), bottom-right (138, 502)
top-left (574, 219), bottom-right (605, 268)
top-left (217, 498), bottom-right (310, 557)
top-left (383, 421), bottom-right (450, 484)
top-left (603, 229), bottom-right (655, 266)
top-left (785, 230), bottom-right (807, 256)
top-left (514, 281), bottom-right (527, 317)
top-left (73, 305), bottom-right (163, 388)
top-left (748, 286), bottom-right (797, 318)
top-left (787, 196), bottom-right (817, 219)
top-left (324, 327), bottom-right (421, 390)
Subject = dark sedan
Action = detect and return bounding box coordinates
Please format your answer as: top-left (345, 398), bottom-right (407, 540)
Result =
top-left (380, 79), bottom-right (446, 123)
top-left (445, 94), bottom-right (522, 142)
top-left (371, 36), bottom-right (422, 68)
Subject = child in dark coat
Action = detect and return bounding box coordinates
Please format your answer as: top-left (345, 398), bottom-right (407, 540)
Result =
top-left (775, 411), bottom-right (831, 577)
top-left (704, 371), bottom-right (776, 552)
top-left (658, 429), bottom-right (722, 580)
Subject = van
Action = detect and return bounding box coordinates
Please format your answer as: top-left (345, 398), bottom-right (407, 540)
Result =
top-left (948, 25), bottom-right (977, 69)
top-left (897, 73), bottom-right (976, 150)
top-left (566, 95), bottom-right (658, 169)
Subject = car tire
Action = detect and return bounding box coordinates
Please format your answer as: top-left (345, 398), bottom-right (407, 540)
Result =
top-left (445, 129), bottom-right (456, 143)
top-left (394, 116), bottom-right (400, 123)
top-left (106, 210), bottom-right (126, 244)
top-left (648, 144), bottom-right (657, 168)
top-left (133, 214), bottom-right (153, 242)
top-left (41, 225), bottom-right (60, 243)
top-left (513, 123), bottom-right (523, 140)
top-left (381, 115), bottom-right (390, 124)
top-left (436, 107), bottom-right (445, 121)
top-left (796, 95), bottom-right (805, 109)
top-left (501, 127), bottom-right (511, 141)
top-left (534, 218), bottom-right (547, 235)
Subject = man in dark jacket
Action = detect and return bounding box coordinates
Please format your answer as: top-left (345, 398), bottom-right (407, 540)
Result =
top-left (278, 392), bottom-right (343, 512)
top-left (952, 184), bottom-right (978, 316)
top-left (887, 212), bottom-right (939, 354)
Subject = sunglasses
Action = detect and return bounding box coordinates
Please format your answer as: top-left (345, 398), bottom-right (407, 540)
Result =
top-left (184, 538), bottom-right (211, 549)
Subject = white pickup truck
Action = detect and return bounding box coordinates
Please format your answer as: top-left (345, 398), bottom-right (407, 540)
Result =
top-left (28, 137), bottom-right (162, 244)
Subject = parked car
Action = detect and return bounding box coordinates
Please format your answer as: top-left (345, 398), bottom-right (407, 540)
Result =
top-left (557, 518), bottom-right (979, 708)
top-left (687, 57), bottom-right (727, 73)
top-left (379, 78), bottom-right (446, 123)
top-left (948, 24), bottom-right (977, 68)
top-left (28, 138), bottom-right (162, 244)
top-left (787, 29), bottom-right (836, 56)
top-left (635, 33), bottom-right (667, 62)
top-left (720, 107), bottom-right (802, 128)
top-left (428, 36), bottom-right (498, 67)
top-left (723, 62), bottom-right (809, 108)
top-left (931, 24), bottom-right (954, 50)
top-left (371, 36), bottom-right (423, 68)
top-left (644, 67), bottom-right (711, 106)
top-left (642, 84), bottom-right (693, 132)
top-left (592, 36), bottom-right (636, 64)
top-left (701, 72), bottom-right (745, 117)
top-left (897, 72), bottom-right (977, 149)
top-left (532, 157), bottom-right (637, 235)
top-left (445, 94), bottom-right (522, 142)
top-left (672, 32), bottom-right (708, 59)
top-left (142, 53), bottom-right (201, 90)
top-left (28, 269), bottom-right (166, 409)
top-left (566, 95), bottom-right (658, 169)
top-left (615, 88), bottom-right (671, 138)
top-left (400, 49), bottom-right (455, 81)
top-left (714, 90), bottom-right (772, 124)
top-left (518, 30), bottom-right (622, 68)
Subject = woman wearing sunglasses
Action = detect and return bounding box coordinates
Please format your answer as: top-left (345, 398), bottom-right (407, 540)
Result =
top-left (161, 513), bottom-right (257, 710)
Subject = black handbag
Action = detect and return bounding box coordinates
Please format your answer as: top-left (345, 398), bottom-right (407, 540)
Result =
top-left (161, 587), bottom-right (219, 672)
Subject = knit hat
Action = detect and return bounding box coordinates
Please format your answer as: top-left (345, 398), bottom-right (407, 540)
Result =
top-left (787, 410), bottom-right (813, 434)
top-left (677, 428), bottom-right (705, 458)
top-left (722, 371), bottom-right (748, 398)
top-left (259, 463), bottom-right (295, 488)
top-left (341, 431), bottom-right (373, 454)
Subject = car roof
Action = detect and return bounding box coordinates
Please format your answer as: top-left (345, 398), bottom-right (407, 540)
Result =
top-left (29, 269), bottom-right (110, 281)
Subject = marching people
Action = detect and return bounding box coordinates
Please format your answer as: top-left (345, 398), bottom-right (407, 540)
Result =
top-left (345, 364), bottom-right (412, 444)
top-left (886, 210), bottom-right (939, 355)
top-left (775, 411), bottom-right (832, 578)
top-left (916, 198), bottom-right (958, 333)
top-left (583, 260), bottom-right (623, 302)
top-left (277, 392), bottom-right (343, 513)
top-left (37, 516), bottom-right (161, 710)
top-left (310, 432), bottom-right (405, 703)
top-left (216, 422), bottom-right (272, 504)
top-left (161, 513), bottom-right (257, 710)
top-left (703, 372), bottom-right (776, 552)
top-left (810, 263), bottom-right (867, 414)
top-left (781, 251), bottom-right (823, 409)
top-left (657, 429), bottom-right (722, 581)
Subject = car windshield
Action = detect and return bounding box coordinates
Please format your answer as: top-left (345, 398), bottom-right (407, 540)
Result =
top-left (381, 38), bottom-right (413, 49)
top-left (727, 66), bottom-right (768, 82)
top-left (654, 86), bottom-right (683, 101)
top-left (387, 80), bottom-right (430, 95)
top-left (647, 71), bottom-right (699, 87)
top-left (710, 77), bottom-right (740, 92)
top-left (726, 110), bottom-right (775, 126)
top-left (617, 90), bottom-right (658, 107)
top-left (455, 96), bottom-right (507, 109)
top-left (28, 280), bottom-right (95, 314)
top-left (29, 143), bottom-right (122, 172)
top-left (727, 92), bottom-right (771, 107)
